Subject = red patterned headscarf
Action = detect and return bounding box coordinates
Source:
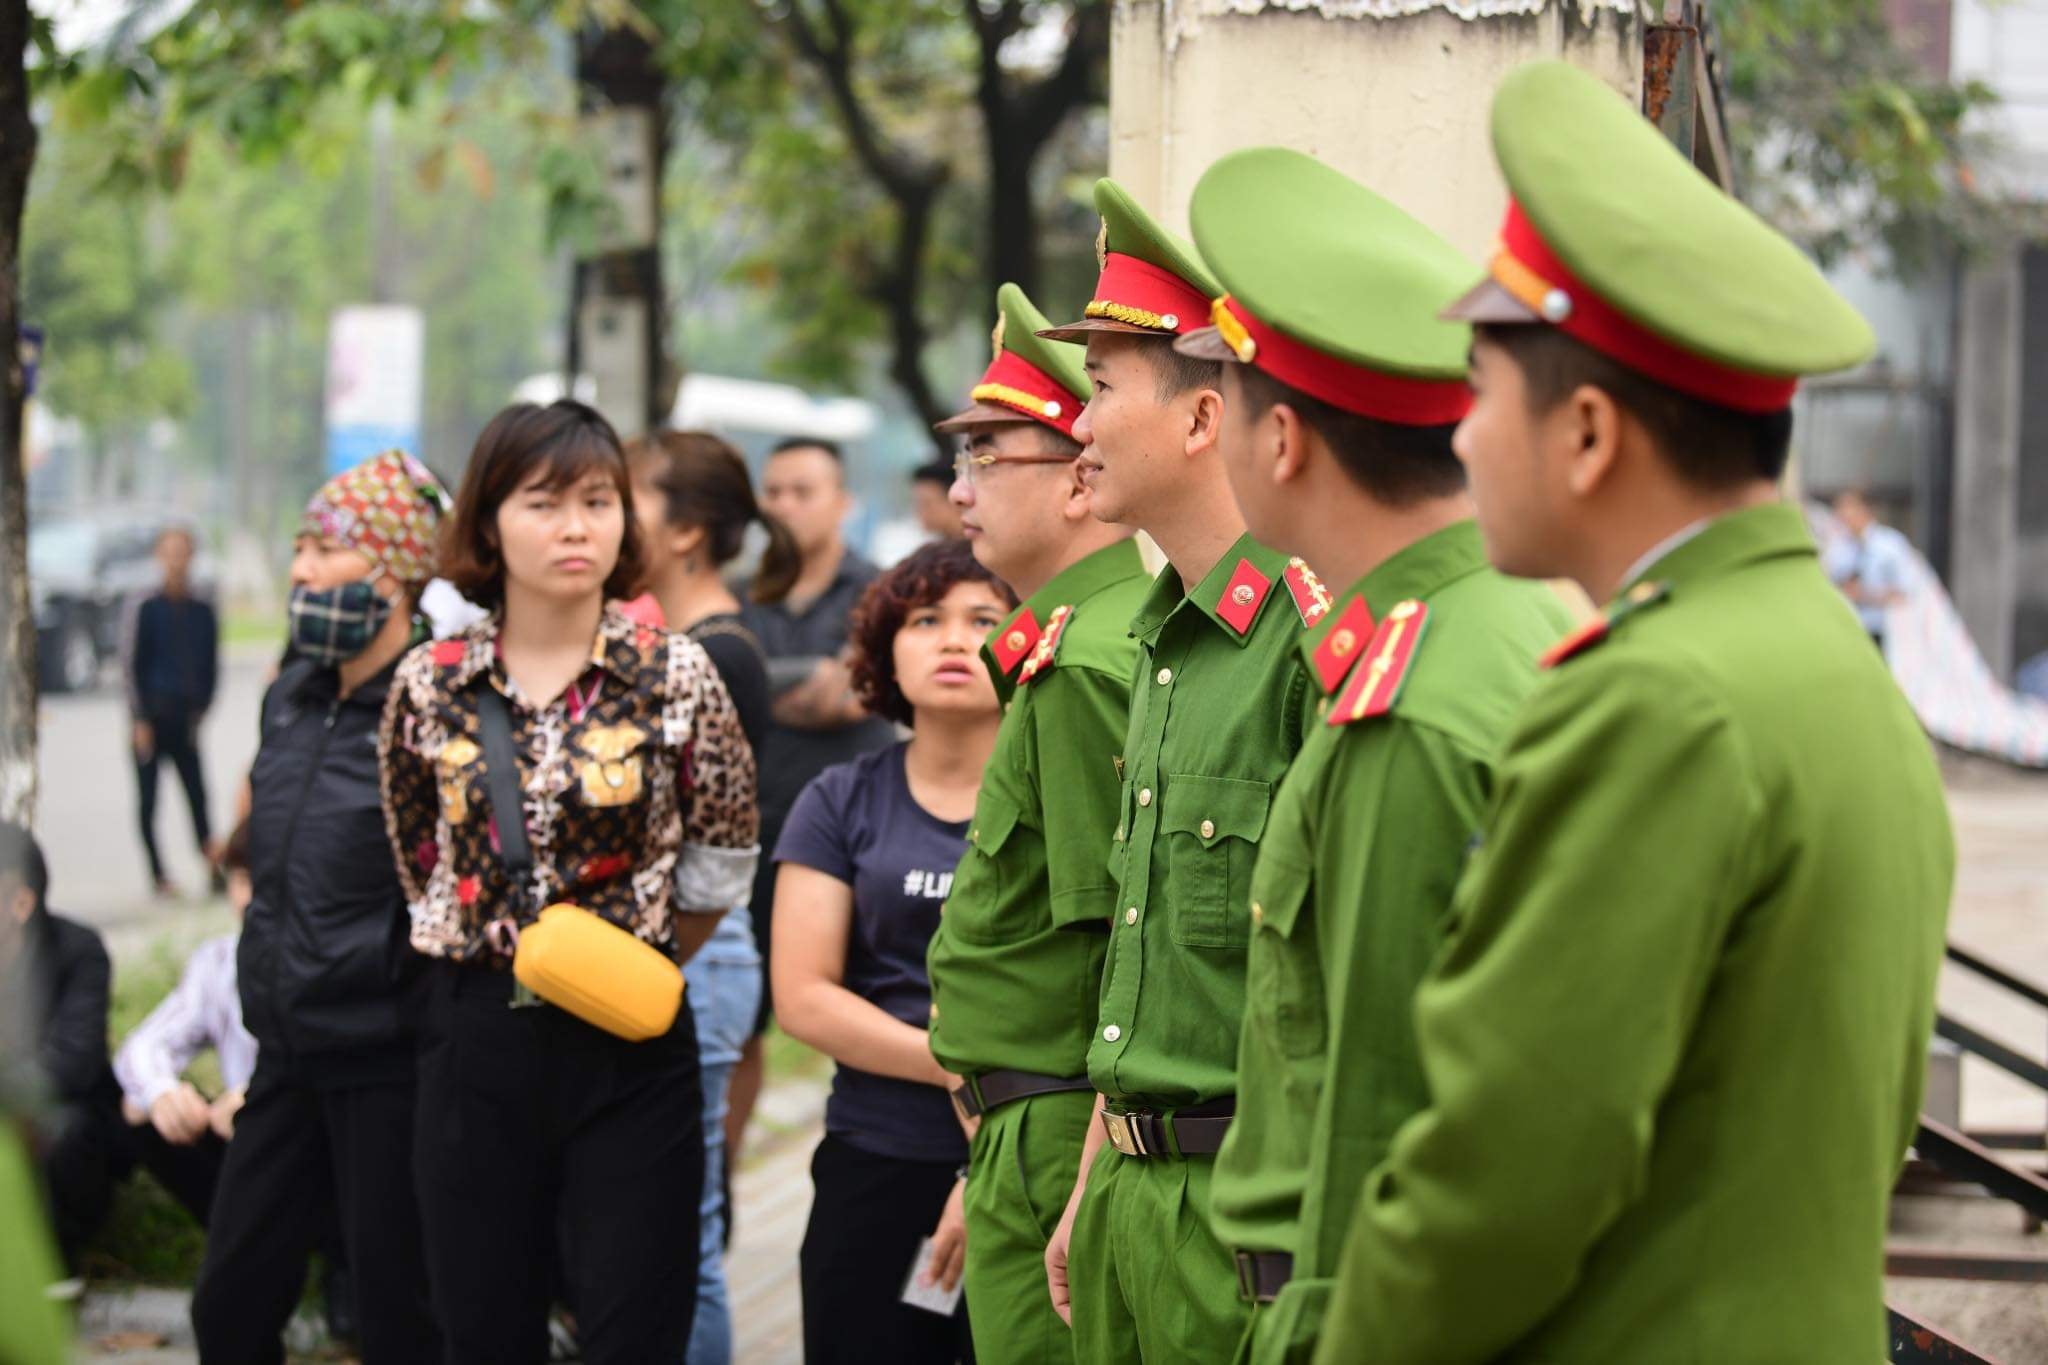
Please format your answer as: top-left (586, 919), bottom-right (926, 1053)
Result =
top-left (299, 449), bottom-right (449, 589)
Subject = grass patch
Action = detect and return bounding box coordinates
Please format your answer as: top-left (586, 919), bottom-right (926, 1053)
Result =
top-left (221, 609), bottom-right (284, 655)
top-left (762, 1023), bottom-right (829, 1083)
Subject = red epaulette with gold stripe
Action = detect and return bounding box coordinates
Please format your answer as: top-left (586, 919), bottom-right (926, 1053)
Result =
top-left (1539, 580), bottom-right (1671, 671)
top-left (1282, 557), bottom-right (1333, 629)
top-left (1018, 604), bottom-right (1074, 685)
top-left (1310, 597), bottom-right (1374, 695)
top-left (990, 608), bottom-right (1043, 678)
top-left (1328, 600), bottom-right (1429, 726)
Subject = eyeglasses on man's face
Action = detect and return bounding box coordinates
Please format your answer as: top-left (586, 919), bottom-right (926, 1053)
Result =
top-left (952, 449), bottom-right (1077, 486)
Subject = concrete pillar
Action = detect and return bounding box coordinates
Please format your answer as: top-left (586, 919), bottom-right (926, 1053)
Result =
top-left (1950, 243), bottom-right (2024, 681)
top-left (1107, 0), bottom-right (1643, 254)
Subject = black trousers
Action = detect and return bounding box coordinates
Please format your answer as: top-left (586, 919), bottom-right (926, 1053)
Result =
top-left (801, 1133), bottom-right (974, 1365)
top-left (41, 1096), bottom-right (224, 1270)
top-left (135, 709), bottom-right (211, 883)
top-left (191, 1062), bottom-right (438, 1365)
top-left (413, 965), bottom-right (704, 1365)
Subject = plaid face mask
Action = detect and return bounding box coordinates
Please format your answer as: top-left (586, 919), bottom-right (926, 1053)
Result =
top-left (288, 580), bottom-right (397, 667)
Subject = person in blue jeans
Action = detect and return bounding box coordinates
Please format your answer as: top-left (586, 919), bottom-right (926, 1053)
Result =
top-left (629, 429), bottom-right (789, 1361)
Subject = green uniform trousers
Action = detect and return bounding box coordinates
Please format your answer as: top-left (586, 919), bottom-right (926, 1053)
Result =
top-left (0, 1127), bottom-right (69, 1365)
top-left (964, 1089), bottom-right (1096, 1365)
top-left (1069, 1143), bottom-right (1250, 1363)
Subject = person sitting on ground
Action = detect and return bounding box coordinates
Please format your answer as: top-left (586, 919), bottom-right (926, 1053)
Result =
top-left (112, 817), bottom-right (258, 1172)
top-left (1, 820), bottom-right (216, 1273)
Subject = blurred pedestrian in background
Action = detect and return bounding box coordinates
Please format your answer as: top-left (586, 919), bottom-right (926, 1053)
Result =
top-left (627, 427), bottom-right (788, 1364)
top-left (384, 402), bottom-right (758, 1363)
top-left (731, 436), bottom-right (898, 1212)
top-left (1824, 488), bottom-right (1913, 650)
top-left (773, 539), bottom-right (1011, 1364)
top-left (126, 526), bottom-right (220, 899)
top-left (191, 450), bottom-right (446, 1365)
top-left (910, 459), bottom-right (966, 540)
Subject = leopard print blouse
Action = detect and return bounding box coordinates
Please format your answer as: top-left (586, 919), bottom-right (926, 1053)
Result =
top-left (380, 605), bottom-right (760, 964)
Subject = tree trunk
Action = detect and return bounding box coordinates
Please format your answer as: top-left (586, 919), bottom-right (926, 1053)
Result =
top-left (574, 24), bottom-right (669, 438)
top-left (0, 0), bottom-right (40, 822)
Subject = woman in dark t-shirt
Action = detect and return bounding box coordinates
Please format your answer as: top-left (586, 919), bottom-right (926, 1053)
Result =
top-left (774, 540), bottom-right (1013, 1364)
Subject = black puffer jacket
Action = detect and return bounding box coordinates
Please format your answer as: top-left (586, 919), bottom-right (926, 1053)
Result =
top-left (237, 656), bottom-right (416, 1077)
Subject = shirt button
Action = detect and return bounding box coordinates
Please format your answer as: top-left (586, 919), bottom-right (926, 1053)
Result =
top-left (1156, 667), bottom-right (1173, 686)
top-left (1125, 907), bottom-right (1138, 925)
top-left (930, 1002), bottom-right (940, 1019)
top-left (1252, 901), bottom-right (1264, 926)
top-left (1200, 819), bottom-right (1215, 840)
top-left (1138, 788), bottom-right (1153, 807)
top-left (1103, 1024), bottom-right (1121, 1042)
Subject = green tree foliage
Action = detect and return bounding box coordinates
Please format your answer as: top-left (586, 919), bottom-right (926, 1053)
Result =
top-left (1715, 0), bottom-right (2009, 273)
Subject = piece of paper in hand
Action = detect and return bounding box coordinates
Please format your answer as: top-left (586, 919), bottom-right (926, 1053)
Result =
top-left (899, 1236), bottom-right (964, 1316)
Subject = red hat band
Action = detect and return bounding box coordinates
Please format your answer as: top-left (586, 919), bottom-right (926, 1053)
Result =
top-left (1494, 200), bottom-right (1797, 414)
top-left (971, 349), bottom-right (1079, 435)
top-left (1212, 296), bottom-right (1474, 426)
top-left (1085, 253), bottom-right (1212, 334)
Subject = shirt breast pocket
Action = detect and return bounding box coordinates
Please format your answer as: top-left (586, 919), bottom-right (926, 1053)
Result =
top-left (953, 795), bottom-right (1028, 945)
top-left (1160, 773), bottom-right (1270, 950)
top-left (1248, 869), bottom-right (1323, 1059)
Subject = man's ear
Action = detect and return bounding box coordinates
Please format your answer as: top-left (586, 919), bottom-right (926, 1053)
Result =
top-left (1184, 386), bottom-right (1225, 460)
top-left (1061, 458), bottom-right (1093, 523)
top-left (1561, 384), bottom-right (1625, 500)
top-left (1268, 402), bottom-right (1310, 488)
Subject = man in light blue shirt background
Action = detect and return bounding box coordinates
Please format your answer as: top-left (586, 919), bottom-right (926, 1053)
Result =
top-left (1825, 489), bottom-right (1914, 645)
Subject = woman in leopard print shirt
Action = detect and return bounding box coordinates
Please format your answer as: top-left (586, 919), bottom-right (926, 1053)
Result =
top-left (378, 400), bottom-right (758, 1363)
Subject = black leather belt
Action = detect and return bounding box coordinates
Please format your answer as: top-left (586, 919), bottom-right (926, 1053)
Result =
top-left (1100, 1098), bottom-right (1234, 1158)
top-left (1235, 1250), bottom-right (1293, 1303)
top-left (950, 1069), bottom-right (1093, 1122)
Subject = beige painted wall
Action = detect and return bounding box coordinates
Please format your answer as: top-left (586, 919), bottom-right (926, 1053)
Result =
top-left (1108, 0), bottom-right (1645, 261)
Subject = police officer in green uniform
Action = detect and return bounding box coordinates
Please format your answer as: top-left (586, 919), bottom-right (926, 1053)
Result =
top-left (1314, 61), bottom-right (1955, 1363)
top-left (925, 281), bottom-right (1152, 1364)
top-left (1166, 148), bottom-right (1573, 1365)
top-left (1034, 179), bottom-right (1318, 1364)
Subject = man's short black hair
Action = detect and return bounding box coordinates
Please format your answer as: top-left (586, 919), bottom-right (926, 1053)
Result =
top-left (909, 459), bottom-right (953, 488)
top-left (770, 436), bottom-right (843, 462)
top-left (1478, 324), bottom-right (1795, 488)
top-left (1140, 338), bottom-right (1222, 402)
top-left (1234, 365), bottom-right (1464, 507)
top-left (0, 820), bottom-right (48, 912)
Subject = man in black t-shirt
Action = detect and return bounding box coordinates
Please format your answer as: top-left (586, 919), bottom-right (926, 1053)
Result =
top-left (126, 526), bottom-right (220, 898)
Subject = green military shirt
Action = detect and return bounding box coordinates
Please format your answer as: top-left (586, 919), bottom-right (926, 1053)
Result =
top-left (1316, 503), bottom-right (1955, 1363)
top-left (928, 538), bottom-right (1152, 1079)
top-left (1088, 534), bottom-right (1317, 1110)
top-left (1208, 524), bottom-right (1569, 1289)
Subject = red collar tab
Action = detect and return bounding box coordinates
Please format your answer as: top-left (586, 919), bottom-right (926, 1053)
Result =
top-left (1213, 295), bottom-right (1473, 426)
top-left (1538, 616), bottom-right (1608, 670)
top-left (1214, 557), bottom-right (1274, 636)
top-left (1283, 558), bottom-right (1334, 629)
top-left (990, 607), bottom-right (1043, 676)
top-left (1329, 600), bottom-right (1429, 725)
top-left (1085, 253), bottom-right (1212, 334)
top-left (1494, 201), bottom-right (1798, 415)
top-left (1311, 596), bottom-right (1375, 695)
top-left (1017, 604), bottom-right (1074, 685)
top-left (972, 351), bottom-right (1080, 436)
top-left (1538, 579), bottom-right (1670, 670)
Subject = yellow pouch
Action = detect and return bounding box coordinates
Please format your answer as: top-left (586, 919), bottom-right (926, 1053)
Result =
top-left (513, 904), bottom-right (683, 1042)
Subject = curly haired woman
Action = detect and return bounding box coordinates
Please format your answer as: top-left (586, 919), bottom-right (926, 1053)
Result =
top-left (771, 538), bottom-right (1014, 1363)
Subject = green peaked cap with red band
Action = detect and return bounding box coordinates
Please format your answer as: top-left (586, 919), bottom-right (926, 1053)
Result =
top-left (936, 283), bottom-right (1090, 436)
top-left (1038, 178), bottom-right (1221, 343)
top-left (1175, 147), bottom-right (1477, 426)
top-left (1444, 61), bottom-right (1873, 413)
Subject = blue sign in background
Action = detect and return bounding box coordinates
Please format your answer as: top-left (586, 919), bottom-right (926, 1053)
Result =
top-left (326, 423), bottom-right (420, 477)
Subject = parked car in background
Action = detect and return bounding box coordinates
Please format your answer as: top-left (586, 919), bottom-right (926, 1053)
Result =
top-left (28, 514), bottom-right (212, 694)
